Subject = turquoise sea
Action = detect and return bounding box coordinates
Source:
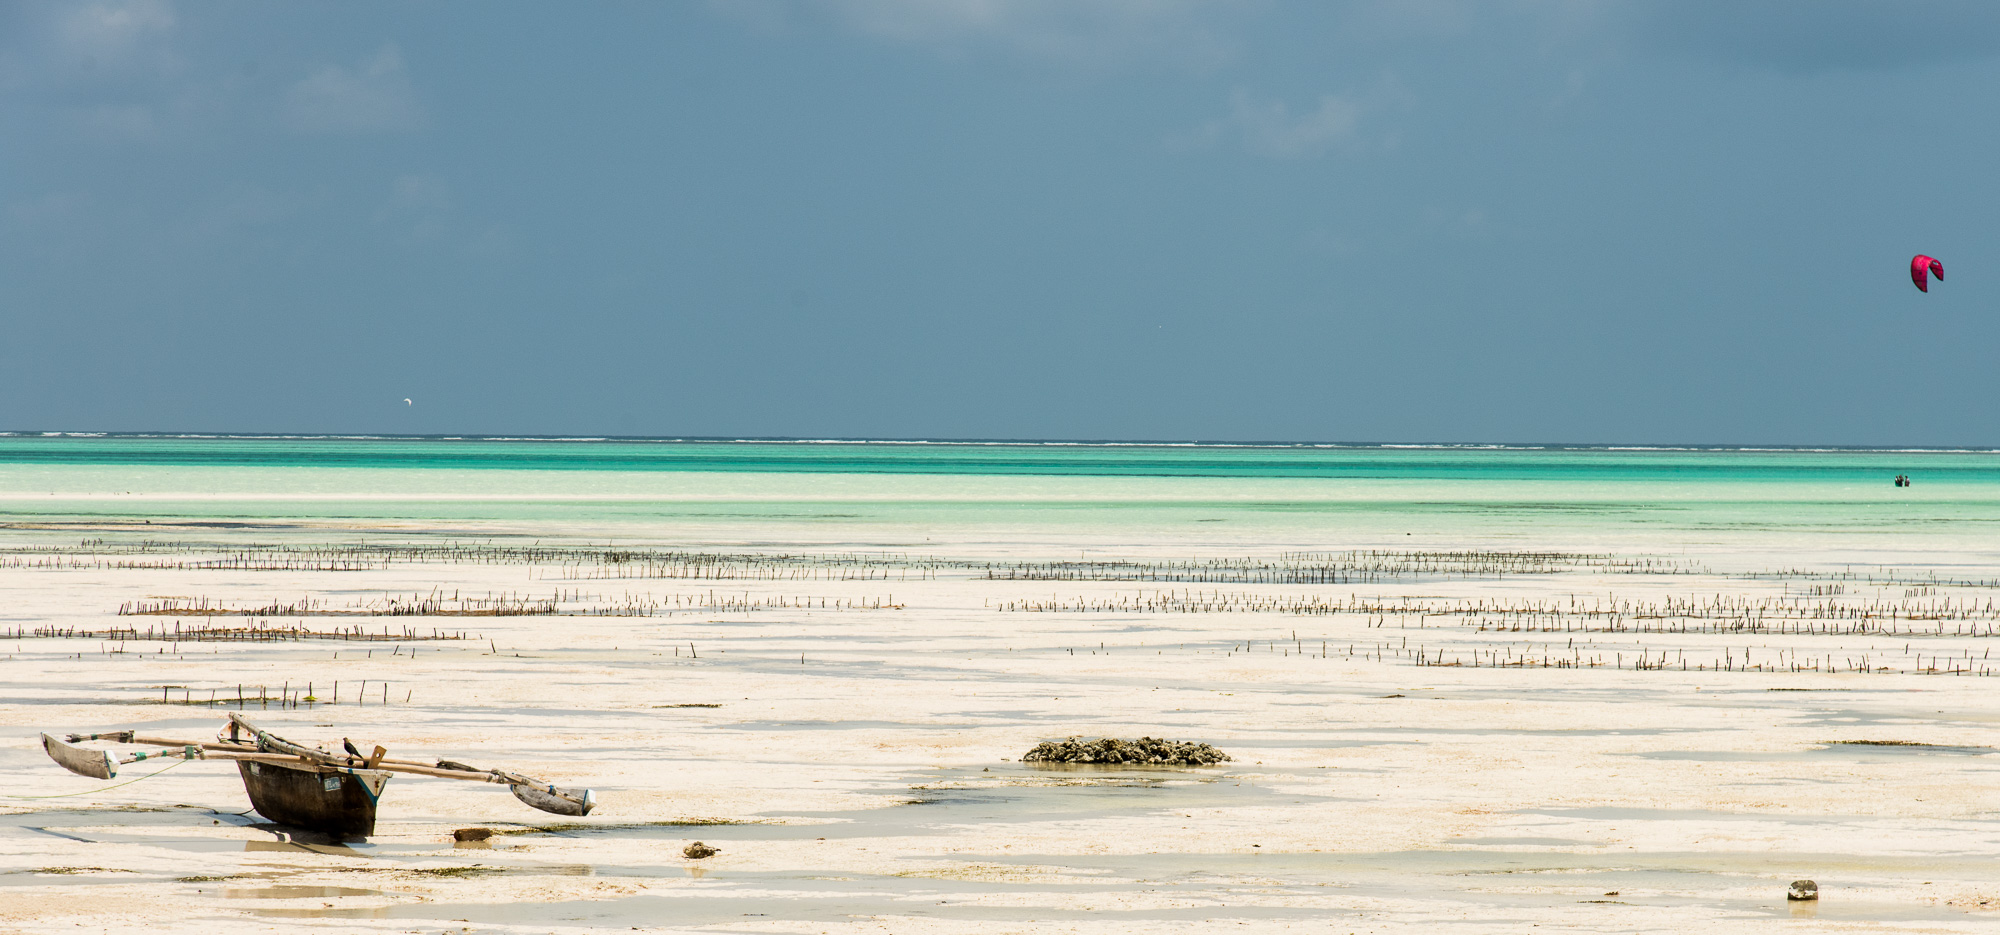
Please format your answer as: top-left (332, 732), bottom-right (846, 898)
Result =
top-left (0, 435), bottom-right (1995, 561)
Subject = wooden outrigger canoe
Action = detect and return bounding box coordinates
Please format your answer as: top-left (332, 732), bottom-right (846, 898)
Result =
top-left (236, 758), bottom-right (390, 839)
top-left (41, 713), bottom-right (594, 839)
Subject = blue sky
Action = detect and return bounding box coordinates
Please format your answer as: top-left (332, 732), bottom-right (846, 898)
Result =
top-left (4, 1), bottom-right (1999, 444)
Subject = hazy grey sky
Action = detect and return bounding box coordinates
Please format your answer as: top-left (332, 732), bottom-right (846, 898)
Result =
top-left (5, 1), bottom-right (1999, 444)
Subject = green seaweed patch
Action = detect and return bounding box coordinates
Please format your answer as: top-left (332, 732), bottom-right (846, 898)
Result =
top-left (1023, 736), bottom-right (1231, 767)
top-left (403, 865), bottom-right (498, 878)
top-left (176, 875), bottom-right (238, 883)
top-left (34, 867), bottom-right (130, 875)
top-left (890, 864), bottom-right (1060, 881)
top-left (1819, 740), bottom-right (1996, 756)
top-left (493, 818), bottom-right (756, 836)
top-left (654, 703), bottom-right (722, 708)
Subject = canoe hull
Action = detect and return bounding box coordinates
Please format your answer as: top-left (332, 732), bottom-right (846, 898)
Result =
top-left (236, 759), bottom-right (390, 839)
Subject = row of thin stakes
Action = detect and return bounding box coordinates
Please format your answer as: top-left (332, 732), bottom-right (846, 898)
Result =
top-left (1411, 641), bottom-right (1999, 676)
top-left (10, 540), bottom-right (1999, 589)
top-left (977, 551), bottom-right (1671, 583)
top-left (112, 591), bottom-right (903, 619)
top-left (995, 590), bottom-right (2000, 636)
top-left (1073, 634), bottom-right (1998, 677)
top-left (9, 622), bottom-right (472, 642)
top-left (156, 679), bottom-right (404, 707)
top-left (2, 541), bottom-right (957, 578)
top-left (557, 560), bottom-right (937, 581)
top-left (119, 592), bottom-right (555, 617)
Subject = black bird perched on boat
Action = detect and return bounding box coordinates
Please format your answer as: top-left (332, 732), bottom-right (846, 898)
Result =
top-left (343, 738), bottom-right (364, 762)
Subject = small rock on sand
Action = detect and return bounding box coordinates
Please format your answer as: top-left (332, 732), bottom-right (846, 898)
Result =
top-left (1788, 880), bottom-right (1818, 901)
top-left (683, 841), bottom-right (718, 859)
top-left (452, 828), bottom-right (493, 842)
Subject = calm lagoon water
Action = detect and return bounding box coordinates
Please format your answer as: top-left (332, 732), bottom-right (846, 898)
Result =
top-left (0, 435), bottom-right (1994, 562)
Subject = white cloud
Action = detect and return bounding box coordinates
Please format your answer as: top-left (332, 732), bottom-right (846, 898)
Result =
top-left (0, 1), bottom-right (201, 140)
top-left (373, 174), bottom-right (508, 257)
top-left (1222, 90), bottom-right (1362, 158)
top-left (1176, 79), bottom-right (1413, 159)
top-left (719, 0), bottom-right (1238, 66)
top-left (283, 44), bottom-right (423, 135)
top-left (56, 0), bottom-right (176, 62)
top-left (73, 103), bottom-right (158, 140)
top-left (375, 173), bottom-right (451, 244)
top-left (1176, 89), bottom-right (1365, 159)
top-left (184, 185), bottom-right (297, 239)
top-left (829, 0), bottom-right (1150, 43)
top-left (384, 173), bottom-right (450, 212)
top-left (23, 0), bottom-right (183, 88)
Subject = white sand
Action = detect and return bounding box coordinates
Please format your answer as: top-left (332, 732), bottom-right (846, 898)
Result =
top-left (2, 527), bottom-right (1998, 934)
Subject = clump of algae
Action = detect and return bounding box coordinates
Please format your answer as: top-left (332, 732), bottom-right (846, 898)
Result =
top-left (1021, 736), bottom-right (1230, 766)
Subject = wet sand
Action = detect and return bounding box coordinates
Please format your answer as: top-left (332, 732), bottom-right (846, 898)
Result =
top-left (3, 527), bottom-right (1999, 933)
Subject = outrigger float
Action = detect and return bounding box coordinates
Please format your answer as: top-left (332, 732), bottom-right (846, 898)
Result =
top-left (41, 712), bottom-right (593, 839)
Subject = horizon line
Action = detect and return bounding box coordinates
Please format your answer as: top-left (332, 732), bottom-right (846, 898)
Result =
top-left (2, 431), bottom-right (1997, 454)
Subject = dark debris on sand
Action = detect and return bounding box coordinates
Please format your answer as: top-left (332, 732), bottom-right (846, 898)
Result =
top-left (1022, 736), bottom-right (1231, 766)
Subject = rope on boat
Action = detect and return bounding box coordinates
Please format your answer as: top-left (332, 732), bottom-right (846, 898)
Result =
top-left (2, 756), bottom-right (189, 799)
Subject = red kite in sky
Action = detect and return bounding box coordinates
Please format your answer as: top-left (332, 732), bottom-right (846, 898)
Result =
top-left (1912, 255), bottom-right (1943, 292)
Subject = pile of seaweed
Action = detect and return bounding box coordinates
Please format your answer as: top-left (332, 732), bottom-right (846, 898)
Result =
top-left (1022, 736), bottom-right (1231, 766)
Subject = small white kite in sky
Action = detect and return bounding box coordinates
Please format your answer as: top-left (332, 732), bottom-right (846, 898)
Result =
top-left (404, 398), bottom-right (413, 406)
